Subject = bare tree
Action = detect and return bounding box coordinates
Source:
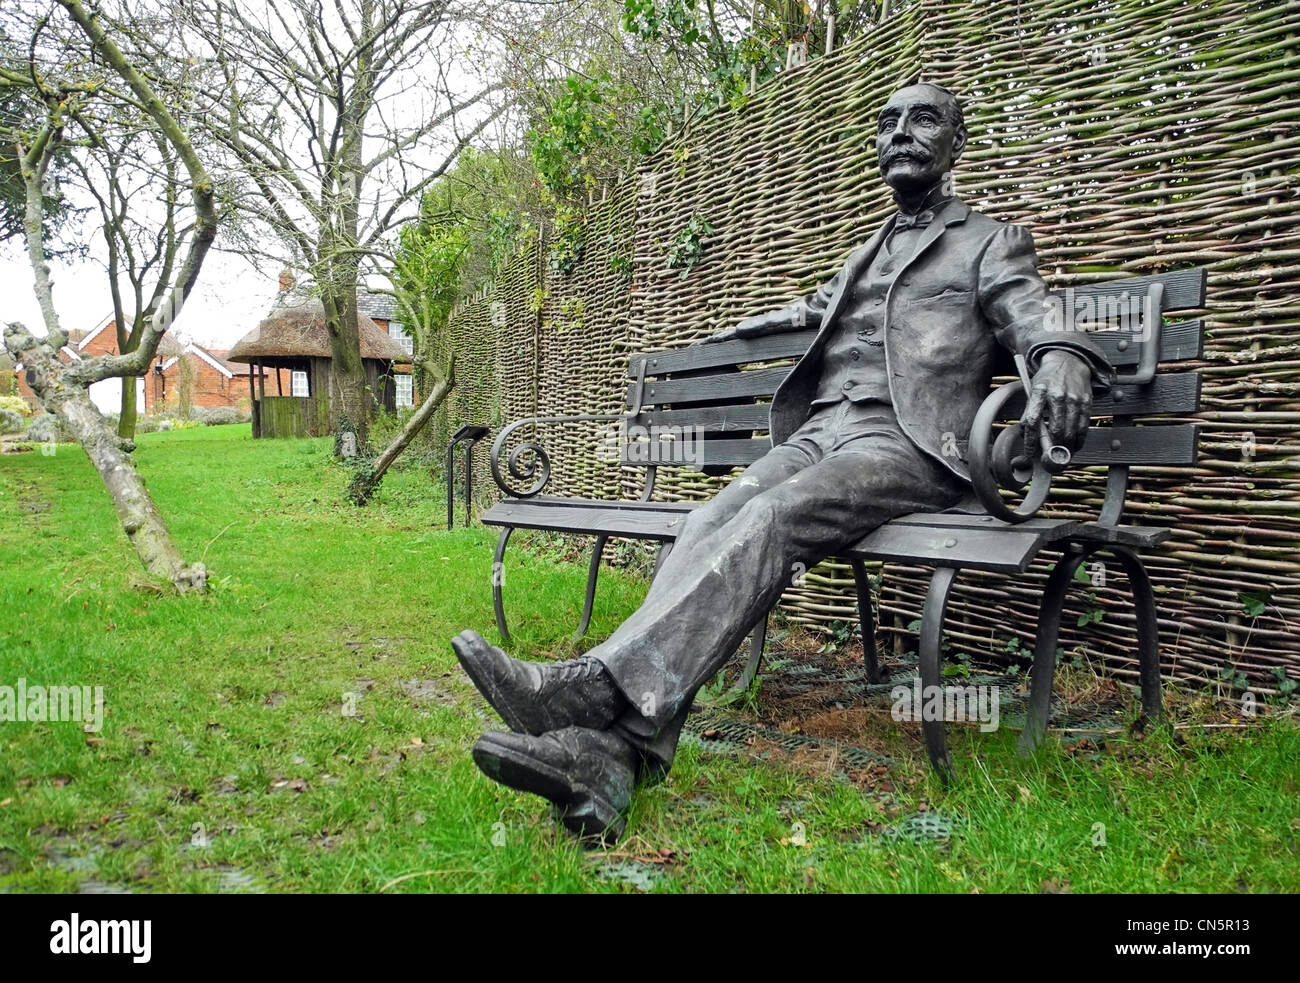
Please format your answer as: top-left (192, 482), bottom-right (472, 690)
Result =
top-left (1, 0), bottom-right (217, 590)
top-left (183, 0), bottom-right (508, 449)
top-left (70, 121), bottom-right (193, 438)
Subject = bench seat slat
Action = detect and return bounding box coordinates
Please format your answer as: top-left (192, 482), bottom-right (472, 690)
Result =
top-left (846, 520), bottom-right (1081, 572)
top-left (878, 512), bottom-right (1170, 545)
top-left (482, 499), bottom-right (693, 540)
top-left (845, 517), bottom-right (1171, 571)
top-left (491, 496), bottom-right (696, 513)
top-left (482, 495), bottom-right (1169, 567)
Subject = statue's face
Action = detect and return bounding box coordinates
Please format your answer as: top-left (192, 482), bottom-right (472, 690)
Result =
top-left (876, 85), bottom-right (966, 194)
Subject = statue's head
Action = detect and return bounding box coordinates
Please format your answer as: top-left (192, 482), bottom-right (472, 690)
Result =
top-left (876, 83), bottom-right (967, 195)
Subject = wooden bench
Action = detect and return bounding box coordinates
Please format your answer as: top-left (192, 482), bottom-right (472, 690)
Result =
top-left (480, 267), bottom-right (1207, 778)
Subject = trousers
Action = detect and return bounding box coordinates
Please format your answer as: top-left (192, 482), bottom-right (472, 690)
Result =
top-left (588, 397), bottom-right (968, 777)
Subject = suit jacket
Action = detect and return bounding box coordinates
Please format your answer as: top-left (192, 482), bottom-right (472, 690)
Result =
top-left (759, 198), bottom-right (1114, 483)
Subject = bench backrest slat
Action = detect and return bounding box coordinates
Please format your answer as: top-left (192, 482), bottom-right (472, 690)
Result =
top-left (1005, 371), bottom-right (1202, 418)
top-left (1062, 268), bottom-right (1207, 313)
top-left (613, 267), bottom-right (1207, 476)
top-left (1089, 319), bottom-right (1203, 366)
top-left (621, 436), bottom-right (770, 468)
top-left (634, 403), bottom-right (771, 431)
top-left (627, 330), bottom-right (816, 378)
top-left (1073, 423), bottom-right (1199, 466)
top-left (625, 366), bottom-right (789, 407)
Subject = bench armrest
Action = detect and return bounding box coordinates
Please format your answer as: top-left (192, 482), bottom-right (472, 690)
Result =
top-left (490, 413), bottom-right (627, 498)
top-left (968, 377), bottom-right (1077, 523)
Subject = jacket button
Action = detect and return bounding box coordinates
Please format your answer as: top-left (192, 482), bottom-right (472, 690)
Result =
top-left (843, 381), bottom-right (855, 390)
top-left (850, 349), bottom-right (861, 360)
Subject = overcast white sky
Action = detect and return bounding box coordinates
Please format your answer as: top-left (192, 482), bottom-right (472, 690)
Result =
top-left (0, 245), bottom-right (282, 351)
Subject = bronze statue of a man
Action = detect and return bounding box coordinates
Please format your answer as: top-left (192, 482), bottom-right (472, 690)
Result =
top-left (452, 82), bottom-right (1113, 841)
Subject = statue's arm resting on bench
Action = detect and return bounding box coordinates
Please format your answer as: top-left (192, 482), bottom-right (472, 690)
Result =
top-left (700, 259), bottom-right (845, 344)
top-left (980, 223), bottom-right (1116, 451)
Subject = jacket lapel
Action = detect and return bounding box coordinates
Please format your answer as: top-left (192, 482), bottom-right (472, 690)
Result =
top-left (801, 218), bottom-right (895, 356)
top-left (888, 198), bottom-right (970, 291)
top-left (768, 198), bottom-right (971, 445)
top-left (805, 198), bottom-right (969, 357)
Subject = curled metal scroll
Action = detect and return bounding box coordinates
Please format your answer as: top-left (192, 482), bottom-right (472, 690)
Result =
top-left (500, 440), bottom-right (551, 498)
top-left (967, 380), bottom-right (1055, 523)
top-left (489, 413), bottom-right (623, 498)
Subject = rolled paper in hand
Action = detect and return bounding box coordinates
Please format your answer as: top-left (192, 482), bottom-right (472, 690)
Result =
top-left (1015, 353), bottom-right (1072, 475)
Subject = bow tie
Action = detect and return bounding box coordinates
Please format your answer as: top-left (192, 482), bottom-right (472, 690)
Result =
top-left (894, 209), bottom-right (937, 231)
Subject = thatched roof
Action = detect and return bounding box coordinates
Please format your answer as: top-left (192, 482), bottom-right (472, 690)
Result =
top-left (226, 299), bottom-right (408, 364)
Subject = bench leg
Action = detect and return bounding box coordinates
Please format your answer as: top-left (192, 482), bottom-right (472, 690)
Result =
top-left (573, 535), bottom-right (609, 641)
top-left (919, 567), bottom-right (958, 782)
top-left (1110, 546), bottom-right (1164, 729)
top-left (850, 558), bottom-right (881, 683)
top-left (1019, 544), bottom-right (1163, 753)
top-left (1019, 546), bottom-right (1095, 754)
top-left (492, 526), bottom-right (515, 644)
top-left (732, 611), bottom-right (770, 694)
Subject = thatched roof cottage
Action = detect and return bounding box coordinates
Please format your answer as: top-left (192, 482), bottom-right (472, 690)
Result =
top-left (228, 297), bottom-right (410, 438)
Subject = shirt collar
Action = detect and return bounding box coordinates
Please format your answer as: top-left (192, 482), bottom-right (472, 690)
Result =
top-left (893, 182), bottom-right (955, 220)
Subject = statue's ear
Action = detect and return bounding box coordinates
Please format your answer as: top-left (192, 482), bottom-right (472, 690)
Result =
top-left (951, 124), bottom-right (968, 163)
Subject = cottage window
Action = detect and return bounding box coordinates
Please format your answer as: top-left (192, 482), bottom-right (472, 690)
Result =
top-left (388, 321), bottom-right (414, 355)
top-left (395, 374), bottom-right (413, 408)
top-left (291, 370), bottom-right (308, 397)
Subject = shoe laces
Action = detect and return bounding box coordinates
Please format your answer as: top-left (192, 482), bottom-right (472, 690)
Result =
top-left (550, 656), bottom-right (604, 686)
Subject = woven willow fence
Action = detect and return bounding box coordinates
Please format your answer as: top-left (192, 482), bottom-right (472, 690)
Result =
top-left (443, 0), bottom-right (1300, 695)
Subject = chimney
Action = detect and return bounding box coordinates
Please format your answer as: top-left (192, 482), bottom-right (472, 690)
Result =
top-left (279, 269), bottom-right (295, 292)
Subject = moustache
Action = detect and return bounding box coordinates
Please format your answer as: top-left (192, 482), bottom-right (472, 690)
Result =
top-left (883, 150), bottom-right (930, 167)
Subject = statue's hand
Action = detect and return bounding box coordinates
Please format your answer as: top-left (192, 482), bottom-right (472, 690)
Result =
top-left (699, 327), bottom-right (738, 345)
top-left (1021, 350), bottom-right (1093, 457)
top-left (699, 312), bottom-right (789, 345)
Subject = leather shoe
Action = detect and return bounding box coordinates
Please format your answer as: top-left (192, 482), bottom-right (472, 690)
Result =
top-left (452, 629), bottom-right (626, 735)
top-left (472, 727), bottom-right (636, 842)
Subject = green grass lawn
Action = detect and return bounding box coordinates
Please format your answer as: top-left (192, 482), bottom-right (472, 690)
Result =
top-left (0, 424), bottom-right (1296, 893)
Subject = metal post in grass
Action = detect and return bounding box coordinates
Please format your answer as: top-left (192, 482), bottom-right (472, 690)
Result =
top-left (446, 424), bottom-right (490, 529)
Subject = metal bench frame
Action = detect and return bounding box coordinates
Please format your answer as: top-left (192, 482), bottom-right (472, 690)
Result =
top-left (481, 268), bottom-right (1207, 778)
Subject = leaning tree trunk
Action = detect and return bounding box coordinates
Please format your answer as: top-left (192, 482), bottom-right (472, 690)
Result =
top-left (347, 359), bottom-right (455, 506)
top-left (7, 325), bottom-right (206, 591)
